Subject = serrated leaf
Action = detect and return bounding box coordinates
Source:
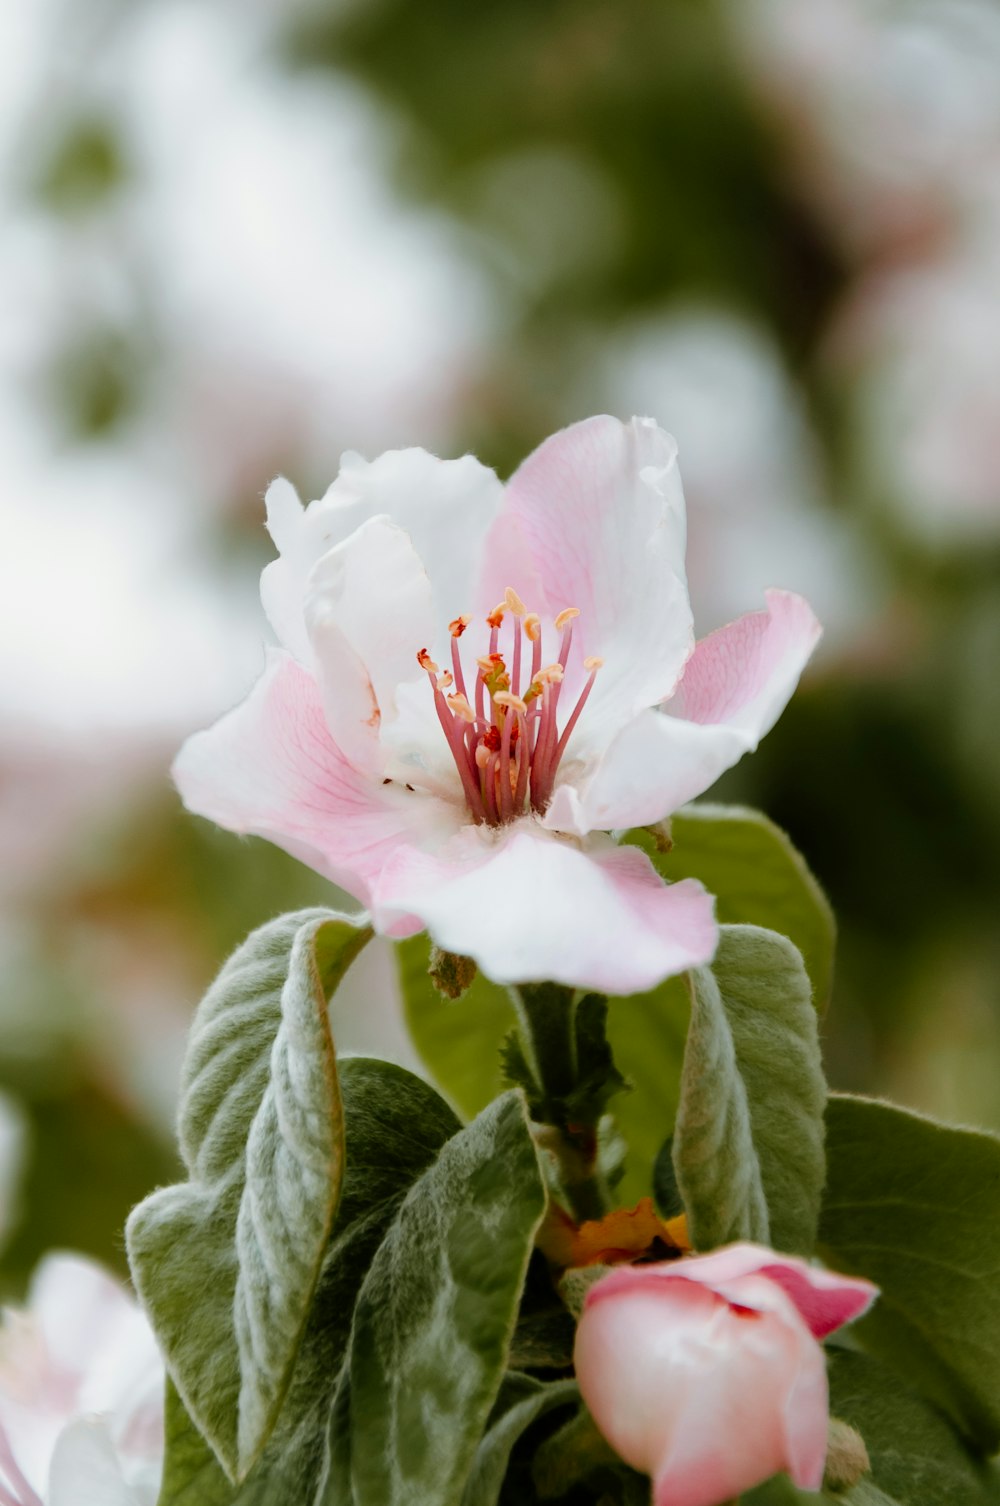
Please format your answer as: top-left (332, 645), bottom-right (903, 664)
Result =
top-left (674, 924), bottom-right (825, 1254)
top-left (461, 1377), bottom-right (579, 1506)
top-left (156, 1057), bottom-right (461, 1505)
top-left (626, 803), bottom-right (835, 1007)
top-left (127, 910), bottom-right (370, 1482)
top-left (819, 1094), bottom-right (1000, 1453)
top-left (321, 1091), bottom-right (547, 1506)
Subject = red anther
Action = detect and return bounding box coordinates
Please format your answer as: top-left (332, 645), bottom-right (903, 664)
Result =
top-left (449, 615), bottom-right (471, 638)
top-left (482, 725), bottom-right (502, 752)
top-left (417, 648), bottom-right (437, 671)
top-left (486, 606), bottom-right (505, 629)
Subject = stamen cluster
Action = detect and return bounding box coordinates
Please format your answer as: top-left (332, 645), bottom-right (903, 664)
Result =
top-left (418, 586), bottom-right (602, 827)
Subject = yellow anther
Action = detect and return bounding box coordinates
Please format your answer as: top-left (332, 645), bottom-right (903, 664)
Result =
top-left (493, 691), bottom-right (528, 715)
top-left (523, 612), bottom-right (541, 642)
top-left (583, 656), bottom-right (604, 671)
top-left (449, 615), bottom-right (472, 638)
top-left (504, 585), bottom-right (527, 617)
top-left (475, 743), bottom-right (491, 770)
top-left (476, 655), bottom-right (497, 672)
top-left (417, 648), bottom-right (439, 672)
top-left (447, 693), bottom-right (476, 722)
top-left (487, 603), bottom-right (506, 629)
top-left (537, 663), bottom-right (565, 684)
top-left (436, 670), bottom-right (454, 691)
top-left (554, 607), bottom-right (580, 630)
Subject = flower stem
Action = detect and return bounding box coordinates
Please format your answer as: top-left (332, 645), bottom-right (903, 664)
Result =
top-left (508, 982), bottom-right (614, 1224)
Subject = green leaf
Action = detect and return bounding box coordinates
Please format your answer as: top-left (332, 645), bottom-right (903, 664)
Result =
top-left (819, 1094), bottom-right (1000, 1452)
top-left (729, 1350), bottom-right (1000, 1506)
top-left (673, 924), bottom-right (825, 1254)
top-left (626, 803), bottom-right (836, 1007)
top-left (651, 1133), bottom-right (684, 1218)
top-left (322, 1090), bottom-right (547, 1506)
top-left (461, 1377), bottom-right (579, 1506)
top-left (742, 1479), bottom-right (877, 1505)
top-left (157, 1056), bottom-right (461, 1505)
top-left (399, 921), bottom-right (689, 1209)
top-left (607, 973), bottom-right (690, 1204)
top-left (825, 1349), bottom-right (1000, 1505)
top-left (127, 910), bottom-right (370, 1482)
top-left (398, 933), bottom-right (516, 1119)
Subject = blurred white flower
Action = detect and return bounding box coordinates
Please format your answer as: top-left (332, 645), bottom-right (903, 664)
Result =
top-left (597, 308), bottom-right (884, 645)
top-left (734, 0), bottom-right (1000, 258)
top-left (0, 1255), bottom-right (163, 1506)
top-left (832, 245), bottom-right (1000, 545)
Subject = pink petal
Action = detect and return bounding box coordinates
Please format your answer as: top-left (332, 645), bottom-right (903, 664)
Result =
top-left (172, 650), bottom-right (460, 921)
top-left (574, 1272), bottom-right (828, 1506)
top-left (586, 1243), bottom-right (877, 1340)
top-left (553, 588), bottom-right (821, 833)
top-left (373, 824), bottom-right (716, 993)
top-left (481, 416), bottom-right (695, 755)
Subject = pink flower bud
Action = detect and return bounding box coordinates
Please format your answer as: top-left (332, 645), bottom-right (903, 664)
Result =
top-left (574, 1242), bottom-right (877, 1506)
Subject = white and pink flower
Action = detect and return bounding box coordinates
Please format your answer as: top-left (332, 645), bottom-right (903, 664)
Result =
top-left (0, 1254), bottom-right (164, 1506)
top-left (174, 415), bottom-right (821, 991)
top-left (574, 1242), bottom-right (877, 1506)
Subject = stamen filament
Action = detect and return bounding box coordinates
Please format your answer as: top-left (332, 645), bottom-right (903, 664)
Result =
top-left (419, 593), bottom-right (600, 828)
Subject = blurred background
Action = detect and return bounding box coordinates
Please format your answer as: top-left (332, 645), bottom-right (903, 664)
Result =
top-left (2, 0), bottom-right (1000, 1289)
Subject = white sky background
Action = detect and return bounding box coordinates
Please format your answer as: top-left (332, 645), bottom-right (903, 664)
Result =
top-left (0, 0), bottom-right (492, 739)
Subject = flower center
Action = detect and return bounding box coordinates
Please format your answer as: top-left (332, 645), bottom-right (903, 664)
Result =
top-left (417, 586), bottom-right (602, 827)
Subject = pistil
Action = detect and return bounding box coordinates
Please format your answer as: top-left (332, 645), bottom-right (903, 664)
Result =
top-left (417, 590), bottom-right (601, 828)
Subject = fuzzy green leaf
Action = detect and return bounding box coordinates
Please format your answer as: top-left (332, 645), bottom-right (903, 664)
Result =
top-left (674, 924), bottom-right (825, 1254)
top-left (321, 1090), bottom-right (547, 1506)
top-left (156, 1056), bottom-right (460, 1505)
top-left (461, 1377), bottom-right (579, 1506)
top-left (626, 803), bottom-right (835, 1007)
top-left (820, 1094), bottom-right (1000, 1453)
top-left (826, 1349), bottom-right (1000, 1505)
top-left (744, 1343), bottom-right (1000, 1506)
top-left (127, 910), bottom-right (370, 1482)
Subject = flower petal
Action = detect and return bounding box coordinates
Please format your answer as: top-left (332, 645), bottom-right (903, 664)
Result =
top-left (586, 1242), bottom-right (877, 1340)
top-left (548, 588), bottom-right (821, 833)
top-left (373, 823), bottom-right (716, 992)
top-left (261, 449), bottom-right (503, 664)
top-left (172, 650), bottom-right (461, 918)
top-left (48, 1419), bottom-right (149, 1506)
top-left (482, 415), bottom-right (694, 751)
top-left (575, 1274), bottom-right (827, 1506)
top-left (305, 514), bottom-right (435, 740)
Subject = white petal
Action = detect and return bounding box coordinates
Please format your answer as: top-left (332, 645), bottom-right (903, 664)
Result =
top-left (373, 822), bottom-right (716, 993)
top-left (48, 1419), bottom-right (151, 1506)
top-left (260, 449), bottom-right (502, 664)
top-left (549, 589), bottom-right (821, 832)
top-left (305, 515), bottom-right (435, 747)
top-left (306, 515), bottom-right (434, 708)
